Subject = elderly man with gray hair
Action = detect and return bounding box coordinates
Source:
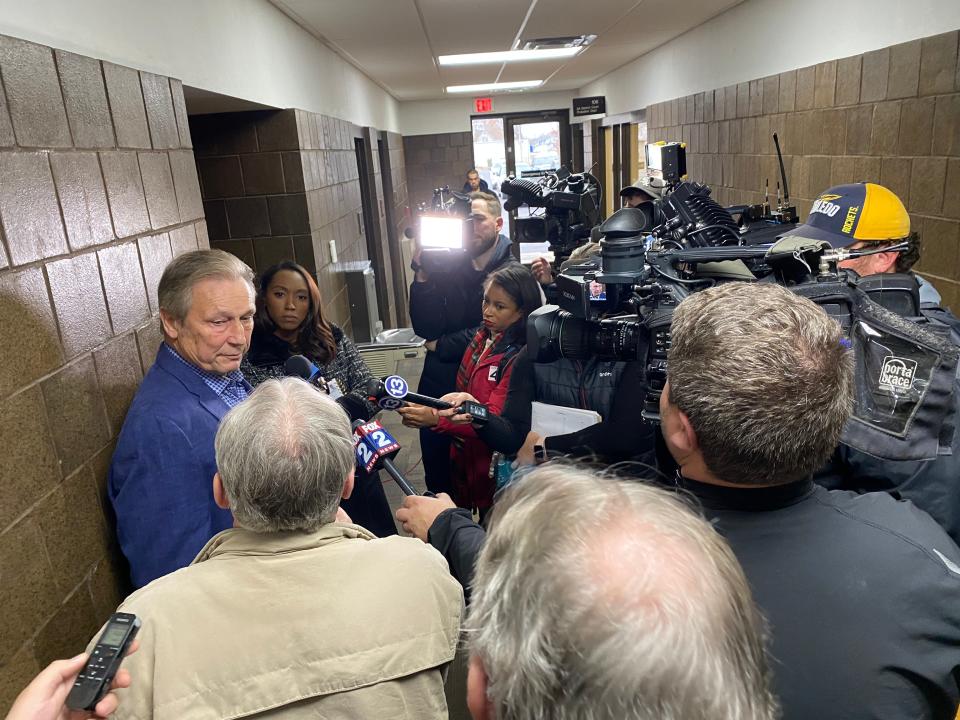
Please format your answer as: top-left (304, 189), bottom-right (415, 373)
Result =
top-left (660, 281), bottom-right (960, 720)
top-left (105, 378), bottom-right (464, 719)
top-left (111, 249), bottom-right (258, 588)
top-left (465, 464), bottom-right (779, 720)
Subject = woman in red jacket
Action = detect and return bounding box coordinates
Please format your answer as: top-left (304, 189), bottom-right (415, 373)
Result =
top-left (399, 263), bottom-right (543, 514)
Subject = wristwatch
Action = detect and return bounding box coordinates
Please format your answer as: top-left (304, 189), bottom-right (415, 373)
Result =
top-left (534, 443), bottom-right (547, 464)
top-left (410, 259), bottom-right (422, 273)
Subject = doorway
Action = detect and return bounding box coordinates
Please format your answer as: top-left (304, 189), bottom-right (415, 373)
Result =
top-left (377, 133), bottom-right (410, 325)
top-left (469, 109), bottom-right (572, 244)
top-left (355, 136), bottom-right (393, 331)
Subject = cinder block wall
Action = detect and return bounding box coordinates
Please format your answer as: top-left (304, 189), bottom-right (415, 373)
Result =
top-left (647, 30), bottom-right (960, 310)
top-left (298, 110), bottom-right (367, 334)
top-left (193, 110), bottom-right (312, 277)
top-left (403, 131), bottom-right (474, 210)
top-left (196, 109), bottom-right (376, 335)
top-left (0, 35), bottom-right (207, 712)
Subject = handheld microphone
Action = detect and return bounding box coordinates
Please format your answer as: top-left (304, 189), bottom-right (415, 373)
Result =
top-left (336, 393), bottom-right (376, 423)
top-left (284, 355), bottom-right (376, 422)
top-left (352, 420), bottom-right (426, 497)
top-left (283, 354), bottom-right (329, 393)
top-left (364, 375), bottom-right (456, 411)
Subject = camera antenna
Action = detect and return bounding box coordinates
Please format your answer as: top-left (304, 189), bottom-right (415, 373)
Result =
top-left (773, 133), bottom-right (790, 204)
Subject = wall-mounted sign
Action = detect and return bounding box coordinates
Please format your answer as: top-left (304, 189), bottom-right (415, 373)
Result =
top-left (474, 97), bottom-right (493, 113)
top-left (573, 96), bottom-right (606, 117)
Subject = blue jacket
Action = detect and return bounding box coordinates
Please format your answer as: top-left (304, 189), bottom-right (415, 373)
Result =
top-left (109, 345), bottom-right (244, 588)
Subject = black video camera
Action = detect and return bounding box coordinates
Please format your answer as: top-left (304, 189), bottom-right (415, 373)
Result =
top-left (527, 178), bottom-right (958, 464)
top-left (500, 168), bottom-right (600, 266)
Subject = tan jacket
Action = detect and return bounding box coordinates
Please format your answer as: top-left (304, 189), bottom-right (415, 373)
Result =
top-left (109, 523), bottom-right (464, 720)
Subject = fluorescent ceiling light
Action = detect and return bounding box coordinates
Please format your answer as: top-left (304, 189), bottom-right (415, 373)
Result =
top-left (446, 80), bottom-right (543, 94)
top-left (438, 47), bottom-right (582, 66)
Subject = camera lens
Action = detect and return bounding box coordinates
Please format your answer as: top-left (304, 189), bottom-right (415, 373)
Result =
top-left (527, 306), bottom-right (646, 363)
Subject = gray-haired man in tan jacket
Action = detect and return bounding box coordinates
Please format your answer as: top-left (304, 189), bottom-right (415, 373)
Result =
top-left (99, 378), bottom-right (463, 720)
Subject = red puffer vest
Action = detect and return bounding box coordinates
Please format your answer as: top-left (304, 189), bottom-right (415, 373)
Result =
top-left (434, 326), bottom-right (520, 510)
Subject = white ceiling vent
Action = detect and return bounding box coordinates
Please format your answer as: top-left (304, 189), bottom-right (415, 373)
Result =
top-left (520, 34), bottom-right (596, 51)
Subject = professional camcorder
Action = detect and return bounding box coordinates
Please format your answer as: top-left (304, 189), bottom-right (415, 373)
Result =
top-left (500, 168), bottom-right (601, 265)
top-left (406, 185), bottom-right (475, 274)
top-left (527, 147), bottom-right (958, 464)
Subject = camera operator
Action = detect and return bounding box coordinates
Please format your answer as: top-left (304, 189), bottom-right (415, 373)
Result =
top-left (529, 176), bottom-right (662, 287)
top-left (781, 183), bottom-right (960, 543)
top-left (409, 191), bottom-right (513, 495)
top-left (529, 236), bottom-right (599, 291)
top-left (619, 175), bottom-right (664, 208)
top-left (661, 281), bottom-right (960, 720)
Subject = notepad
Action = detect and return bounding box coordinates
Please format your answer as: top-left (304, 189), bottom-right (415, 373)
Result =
top-left (519, 243), bottom-right (555, 265)
top-left (531, 401), bottom-right (601, 438)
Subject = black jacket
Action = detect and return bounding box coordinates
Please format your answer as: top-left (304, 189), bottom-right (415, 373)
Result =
top-left (462, 179), bottom-right (490, 194)
top-left (817, 299), bottom-right (960, 545)
top-left (477, 349), bottom-right (656, 462)
top-left (679, 476), bottom-right (960, 720)
top-left (409, 235), bottom-right (513, 397)
top-left (427, 508), bottom-right (487, 604)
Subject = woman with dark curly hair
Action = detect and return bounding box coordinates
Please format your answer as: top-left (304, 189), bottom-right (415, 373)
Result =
top-left (241, 261), bottom-right (396, 536)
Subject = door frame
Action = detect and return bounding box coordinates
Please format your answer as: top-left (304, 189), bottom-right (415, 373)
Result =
top-left (354, 135), bottom-right (393, 329)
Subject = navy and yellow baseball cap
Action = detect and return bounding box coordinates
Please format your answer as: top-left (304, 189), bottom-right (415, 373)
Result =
top-left (780, 183), bottom-right (910, 248)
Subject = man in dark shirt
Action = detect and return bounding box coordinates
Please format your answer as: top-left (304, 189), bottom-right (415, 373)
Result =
top-left (660, 281), bottom-right (960, 720)
top-left (407, 191), bottom-right (512, 494)
top-left (780, 182), bottom-right (960, 543)
top-left (462, 169), bottom-right (489, 194)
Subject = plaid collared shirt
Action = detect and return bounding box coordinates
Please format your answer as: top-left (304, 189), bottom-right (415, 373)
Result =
top-left (162, 344), bottom-right (249, 409)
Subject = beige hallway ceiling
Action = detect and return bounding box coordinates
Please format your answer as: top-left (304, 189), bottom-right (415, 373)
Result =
top-left (270, 0), bottom-right (745, 100)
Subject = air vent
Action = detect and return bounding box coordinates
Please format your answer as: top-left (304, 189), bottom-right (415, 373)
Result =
top-left (521, 34), bottom-right (596, 51)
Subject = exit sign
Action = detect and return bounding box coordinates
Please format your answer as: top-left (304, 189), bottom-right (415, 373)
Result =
top-left (474, 97), bottom-right (493, 113)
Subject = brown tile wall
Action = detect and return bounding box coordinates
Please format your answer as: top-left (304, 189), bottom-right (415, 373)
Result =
top-left (403, 131), bottom-right (474, 210)
top-left (191, 110), bottom-right (312, 282)
top-left (295, 110), bottom-right (367, 335)
top-left (195, 109), bottom-right (402, 335)
top-left (0, 34), bottom-right (206, 713)
top-left (645, 30), bottom-right (960, 311)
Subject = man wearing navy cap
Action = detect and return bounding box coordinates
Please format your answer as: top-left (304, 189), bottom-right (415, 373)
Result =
top-left (783, 183), bottom-right (960, 544)
top-left (781, 182), bottom-right (941, 305)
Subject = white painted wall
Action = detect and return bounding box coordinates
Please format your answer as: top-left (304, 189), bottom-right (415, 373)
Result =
top-left (399, 90), bottom-right (578, 136)
top-left (0, 0), bottom-right (400, 131)
top-left (581, 0), bottom-right (960, 116)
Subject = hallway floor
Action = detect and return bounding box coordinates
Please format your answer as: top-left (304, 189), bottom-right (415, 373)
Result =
top-left (373, 353), bottom-right (471, 720)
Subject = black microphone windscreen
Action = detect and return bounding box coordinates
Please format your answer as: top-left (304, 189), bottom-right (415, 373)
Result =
top-left (336, 394), bottom-right (375, 423)
top-left (283, 355), bottom-right (315, 380)
top-left (364, 377), bottom-right (385, 399)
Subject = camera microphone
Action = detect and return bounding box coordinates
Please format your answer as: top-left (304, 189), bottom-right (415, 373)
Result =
top-left (503, 196), bottom-right (524, 213)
